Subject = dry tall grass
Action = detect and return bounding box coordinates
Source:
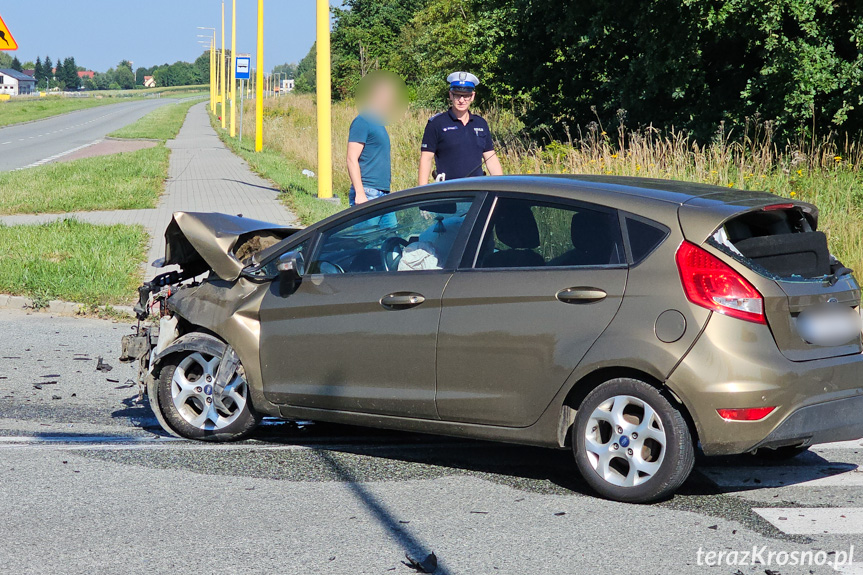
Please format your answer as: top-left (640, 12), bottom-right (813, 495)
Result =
top-left (242, 94), bottom-right (863, 272)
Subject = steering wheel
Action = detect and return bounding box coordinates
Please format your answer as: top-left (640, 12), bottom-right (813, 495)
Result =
top-left (382, 237), bottom-right (409, 271)
top-left (314, 260), bottom-right (345, 274)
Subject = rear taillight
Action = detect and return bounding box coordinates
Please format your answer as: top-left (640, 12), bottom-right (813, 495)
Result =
top-left (717, 407), bottom-right (776, 421)
top-left (676, 241), bottom-right (766, 324)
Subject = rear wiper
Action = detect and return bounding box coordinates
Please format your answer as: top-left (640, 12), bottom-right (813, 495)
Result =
top-left (824, 266), bottom-right (854, 287)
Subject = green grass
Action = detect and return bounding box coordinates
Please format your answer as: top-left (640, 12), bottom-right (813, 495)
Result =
top-left (0, 219), bottom-right (147, 305)
top-left (211, 115), bottom-right (346, 225)
top-left (109, 97), bottom-right (204, 141)
top-left (0, 146), bottom-right (169, 215)
top-left (0, 97), bottom-right (136, 127)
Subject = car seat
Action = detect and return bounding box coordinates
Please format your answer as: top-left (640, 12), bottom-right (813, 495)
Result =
top-left (482, 202), bottom-right (545, 268)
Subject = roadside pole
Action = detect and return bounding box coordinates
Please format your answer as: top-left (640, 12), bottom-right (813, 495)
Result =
top-left (236, 55), bottom-right (250, 144)
top-left (229, 0), bottom-right (237, 138)
top-left (210, 37), bottom-right (215, 112)
top-left (316, 0), bottom-right (333, 199)
top-left (255, 0), bottom-right (264, 152)
top-left (220, 1), bottom-right (226, 129)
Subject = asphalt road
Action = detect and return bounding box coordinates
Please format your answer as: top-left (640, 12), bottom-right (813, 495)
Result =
top-left (1, 308), bottom-right (863, 575)
top-left (0, 97), bottom-right (189, 172)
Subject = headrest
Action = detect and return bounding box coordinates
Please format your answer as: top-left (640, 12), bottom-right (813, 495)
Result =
top-left (493, 202), bottom-right (540, 249)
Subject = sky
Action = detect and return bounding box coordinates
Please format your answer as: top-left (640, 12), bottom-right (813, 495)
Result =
top-left (0, 1), bottom-right (339, 72)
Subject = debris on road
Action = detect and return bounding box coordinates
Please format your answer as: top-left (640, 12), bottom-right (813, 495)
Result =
top-left (403, 551), bottom-right (437, 574)
top-left (51, 395), bottom-right (61, 400)
top-left (95, 357), bottom-right (113, 372)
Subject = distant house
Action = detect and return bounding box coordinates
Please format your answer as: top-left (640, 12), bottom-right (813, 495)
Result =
top-left (0, 68), bottom-right (37, 96)
top-left (77, 70), bottom-right (95, 80)
top-left (281, 78), bottom-right (295, 92)
top-left (22, 69), bottom-right (35, 78)
top-left (143, 75), bottom-right (156, 88)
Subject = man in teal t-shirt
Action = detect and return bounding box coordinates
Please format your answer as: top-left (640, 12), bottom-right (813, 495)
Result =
top-left (346, 71), bottom-right (405, 212)
top-left (347, 113), bottom-right (391, 206)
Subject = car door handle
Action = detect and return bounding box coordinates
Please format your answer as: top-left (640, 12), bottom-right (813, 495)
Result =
top-left (380, 292), bottom-right (426, 310)
top-left (556, 287), bottom-right (607, 304)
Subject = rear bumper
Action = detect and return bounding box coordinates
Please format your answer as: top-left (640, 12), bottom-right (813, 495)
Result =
top-left (666, 312), bottom-right (863, 456)
top-left (752, 394), bottom-right (863, 450)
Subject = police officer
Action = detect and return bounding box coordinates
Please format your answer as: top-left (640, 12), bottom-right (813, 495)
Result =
top-left (418, 71), bottom-right (503, 185)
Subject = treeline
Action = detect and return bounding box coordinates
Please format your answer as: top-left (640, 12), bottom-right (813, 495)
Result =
top-left (0, 51), bottom-right (211, 91)
top-left (296, 0), bottom-right (863, 142)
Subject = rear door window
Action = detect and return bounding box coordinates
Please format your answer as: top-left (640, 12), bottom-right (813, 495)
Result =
top-left (475, 197), bottom-right (625, 268)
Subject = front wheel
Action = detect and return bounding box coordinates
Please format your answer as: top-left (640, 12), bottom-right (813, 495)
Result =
top-left (155, 349), bottom-right (259, 441)
top-left (573, 378), bottom-right (695, 503)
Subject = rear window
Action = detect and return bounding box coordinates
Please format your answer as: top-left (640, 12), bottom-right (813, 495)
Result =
top-left (710, 207), bottom-right (832, 279)
top-left (625, 217), bottom-right (669, 264)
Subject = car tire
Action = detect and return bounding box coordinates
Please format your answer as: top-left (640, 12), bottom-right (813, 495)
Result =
top-left (573, 378), bottom-right (695, 503)
top-left (156, 349), bottom-right (260, 441)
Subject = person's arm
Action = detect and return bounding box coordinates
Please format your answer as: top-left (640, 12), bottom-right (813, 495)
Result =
top-left (346, 141), bottom-right (367, 203)
top-left (418, 151), bottom-right (435, 186)
top-left (483, 150), bottom-right (503, 176)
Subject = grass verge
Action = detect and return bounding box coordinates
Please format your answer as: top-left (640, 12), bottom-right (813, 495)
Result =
top-left (109, 97), bottom-right (204, 141)
top-left (0, 219), bottom-right (147, 305)
top-left (210, 114), bottom-right (345, 225)
top-left (0, 96), bottom-right (139, 127)
top-left (0, 146), bottom-right (169, 215)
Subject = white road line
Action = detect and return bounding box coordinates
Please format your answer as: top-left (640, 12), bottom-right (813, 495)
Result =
top-left (702, 464), bottom-right (863, 488)
top-left (16, 139), bottom-right (102, 170)
top-left (754, 508), bottom-right (863, 534)
top-left (1, 141), bottom-right (9, 145)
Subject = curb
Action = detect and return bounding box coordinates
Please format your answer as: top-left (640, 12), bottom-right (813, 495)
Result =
top-left (0, 293), bottom-right (135, 319)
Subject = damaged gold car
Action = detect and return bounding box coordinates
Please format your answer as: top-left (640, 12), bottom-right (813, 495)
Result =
top-left (120, 176), bottom-right (863, 503)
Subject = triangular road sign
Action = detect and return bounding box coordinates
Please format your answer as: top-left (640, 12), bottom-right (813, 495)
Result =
top-left (0, 14), bottom-right (18, 51)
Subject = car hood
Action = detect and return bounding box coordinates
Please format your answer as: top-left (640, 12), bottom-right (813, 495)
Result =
top-left (161, 211), bottom-right (301, 280)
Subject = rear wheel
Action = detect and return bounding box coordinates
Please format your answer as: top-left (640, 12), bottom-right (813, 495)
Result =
top-left (156, 349), bottom-right (259, 441)
top-left (573, 378), bottom-right (695, 503)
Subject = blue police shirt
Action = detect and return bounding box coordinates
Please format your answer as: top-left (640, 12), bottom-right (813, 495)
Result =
top-left (421, 109), bottom-right (494, 180)
top-left (348, 113), bottom-right (391, 191)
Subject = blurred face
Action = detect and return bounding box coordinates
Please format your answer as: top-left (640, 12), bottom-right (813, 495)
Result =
top-left (449, 90), bottom-right (475, 112)
top-left (356, 71), bottom-right (408, 124)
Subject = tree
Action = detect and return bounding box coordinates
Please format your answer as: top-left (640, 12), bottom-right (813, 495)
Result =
top-left (62, 57), bottom-right (81, 90)
top-left (193, 51), bottom-right (210, 85)
top-left (115, 60), bottom-right (135, 89)
top-left (294, 43), bottom-right (316, 93)
top-left (10, 56), bottom-right (22, 71)
top-left (43, 56), bottom-right (53, 82)
top-left (0, 53), bottom-right (11, 69)
top-left (135, 67), bottom-right (147, 86)
top-left (34, 57), bottom-right (43, 84)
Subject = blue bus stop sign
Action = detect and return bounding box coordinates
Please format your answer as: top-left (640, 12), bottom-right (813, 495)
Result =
top-left (235, 57), bottom-right (251, 80)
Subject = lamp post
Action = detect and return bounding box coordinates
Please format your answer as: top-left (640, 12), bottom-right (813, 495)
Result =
top-left (197, 27), bottom-right (216, 112)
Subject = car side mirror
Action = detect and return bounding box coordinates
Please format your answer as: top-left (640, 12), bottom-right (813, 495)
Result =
top-left (276, 251), bottom-right (305, 295)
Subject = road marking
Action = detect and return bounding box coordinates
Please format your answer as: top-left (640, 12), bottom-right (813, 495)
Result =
top-left (754, 508), bottom-right (863, 534)
top-left (1, 141), bottom-right (8, 145)
top-left (701, 463), bottom-right (863, 488)
top-left (16, 139), bottom-right (102, 170)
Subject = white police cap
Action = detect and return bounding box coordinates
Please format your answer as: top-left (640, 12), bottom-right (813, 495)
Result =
top-left (447, 71), bottom-right (480, 91)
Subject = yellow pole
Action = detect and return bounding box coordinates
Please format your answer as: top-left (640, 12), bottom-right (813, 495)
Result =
top-left (220, 1), bottom-right (226, 129)
top-left (210, 36), bottom-right (216, 112)
top-left (255, 0), bottom-right (264, 152)
top-left (316, 0), bottom-right (332, 198)
top-left (229, 0), bottom-right (237, 137)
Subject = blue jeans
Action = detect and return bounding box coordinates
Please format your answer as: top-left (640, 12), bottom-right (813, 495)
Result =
top-left (349, 186), bottom-right (397, 228)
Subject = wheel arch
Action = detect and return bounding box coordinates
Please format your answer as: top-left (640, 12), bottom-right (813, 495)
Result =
top-left (556, 366), bottom-right (700, 449)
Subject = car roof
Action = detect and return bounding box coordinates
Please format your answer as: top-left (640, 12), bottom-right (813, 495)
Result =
top-left (416, 174), bottom-right (783, 207)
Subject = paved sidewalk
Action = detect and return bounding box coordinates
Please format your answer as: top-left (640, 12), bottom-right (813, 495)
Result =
top-left (0, 102), bottom-right (299, 279)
